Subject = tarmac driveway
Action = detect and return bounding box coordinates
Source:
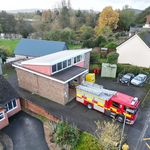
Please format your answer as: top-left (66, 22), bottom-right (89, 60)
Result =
top-left (2, 111), bottom-right (49, 150)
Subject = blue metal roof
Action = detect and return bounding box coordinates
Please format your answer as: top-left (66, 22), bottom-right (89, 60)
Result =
top-left (14, 38), bottom-right (68, 57)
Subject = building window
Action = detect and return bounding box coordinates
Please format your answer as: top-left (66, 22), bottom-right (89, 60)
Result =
top-left (52, 64), bottom-right (57, 73)
top-left (0, 112), bottom-right (4, 121)
top-left (68, 59), bottom-right (71, 66)
top-left (5, 99), bottom-right (17, 112)
top-left (77, 55), bottom-right (81, 62)
top-left (63, 60), bottom-right (67, 68)
top-left (57, 62), bottom-right (62, 70)
top-left (74, 57), bottom-right (77, 64)
top-left (112, 102), bottom-right (119, 108)
top-left (74, 55), bottom-right (82, 64)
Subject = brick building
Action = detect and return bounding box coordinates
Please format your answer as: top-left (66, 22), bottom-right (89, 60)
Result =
top-left (13, 49), bottom-right (91, 105)
top-left (0, 76), bottom-right (21, 129)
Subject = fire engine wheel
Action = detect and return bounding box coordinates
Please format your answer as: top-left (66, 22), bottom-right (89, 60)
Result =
top-left (116, 115), bottom-right (124, 123)
top-left (87, 104), bottom-right (93, 109)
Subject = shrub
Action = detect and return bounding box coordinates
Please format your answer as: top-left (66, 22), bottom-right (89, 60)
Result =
top-left (90, 52), bottom-right (101, 64)
top-left (74, 132), bottom-right (101, 150)
top-left (117, 64), bottom-right (150, 75)
top-left (54, 121), bottom-right (80, 149)
top-left (105, 42), bottom-right (117, 50)
top-left (0, 47), bottom-right (7, 63)
top-left (82, 38), bottom-right (96, 48)
top-left (107, 52), bottom-right (119, 64)
top-left (95, 35), bottom-right (107, 47)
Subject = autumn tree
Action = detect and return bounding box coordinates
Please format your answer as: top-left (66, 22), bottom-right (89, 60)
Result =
top-left (96, 6), bottom-right (119, 35)
top-left (96, 121), bottom-right (122, 150)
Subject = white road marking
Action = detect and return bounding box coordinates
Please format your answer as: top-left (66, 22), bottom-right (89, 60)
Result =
top-left (134, 112), bottom-right (150, 150)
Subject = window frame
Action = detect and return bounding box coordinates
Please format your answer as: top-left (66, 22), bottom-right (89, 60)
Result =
top-left (57, 62), bottom-right (62, 71)
top-left (52, 64), bottom-right (57, 73)
top-left (63, 60), bottom-right (67, 68)
top-left (68, 59), bottom-right (71, 66)
top-left (112, 101), bottom-right (120, 108)
top-left (5, 99), bottom-right (17, 113)
top-left (0, 112), bottom-right (5, 121)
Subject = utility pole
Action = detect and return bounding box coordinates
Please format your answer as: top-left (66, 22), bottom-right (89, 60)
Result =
top-left (119, 115), bottom-right (126, 150)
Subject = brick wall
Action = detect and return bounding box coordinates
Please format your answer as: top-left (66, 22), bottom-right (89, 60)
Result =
top-left (0, 109), bottom-right (9, 129)
top-left (16, 68), bottom-right (68, 105)
top-left (7, 99), bottom-right (21, 118)
top-left (21, 99), bottom-right (59, 122)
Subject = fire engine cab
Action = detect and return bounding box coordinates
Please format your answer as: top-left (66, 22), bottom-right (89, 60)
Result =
top-left (76, 82), bottom-right (139, 124)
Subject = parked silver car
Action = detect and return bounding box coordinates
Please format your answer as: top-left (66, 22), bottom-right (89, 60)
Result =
top-left (131, 74), bottom-right (147, 86)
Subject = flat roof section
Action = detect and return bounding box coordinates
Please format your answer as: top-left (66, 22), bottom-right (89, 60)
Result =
top-left (21, 49), bottom-right (92, 66)
top-left (51, 66), bottom-right (88, 83)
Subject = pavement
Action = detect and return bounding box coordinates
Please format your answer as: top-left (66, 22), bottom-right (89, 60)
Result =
top-left (2, 111), bottom-right (49, 150)
top-left (5, 68), bottom-right (150, 150)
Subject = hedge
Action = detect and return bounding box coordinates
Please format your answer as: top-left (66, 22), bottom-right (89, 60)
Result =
top-left (117, 64), bottom-right (150, 75)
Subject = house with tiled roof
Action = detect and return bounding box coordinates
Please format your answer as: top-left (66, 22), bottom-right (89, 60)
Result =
top-left (116, 31), bottom-right (150, 68)
top-left (14, 38), bottom-right (68, 58)
top-left (13, 49), bottom-right (91, 105)
top-left (0, 76), bottom-right (21, 129)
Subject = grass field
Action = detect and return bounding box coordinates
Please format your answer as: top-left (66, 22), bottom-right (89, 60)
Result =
top-left (68, 44), bottom-right (82, 49)
top-left (0, 39), bottom-right (20, 56)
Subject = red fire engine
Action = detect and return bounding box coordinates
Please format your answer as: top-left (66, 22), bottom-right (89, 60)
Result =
top-left (76, 82), bottom-right (139, 124)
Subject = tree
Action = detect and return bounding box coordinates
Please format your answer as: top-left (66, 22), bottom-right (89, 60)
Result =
top-left (80, 25), bottom-right (95, 41)
top-left (59, 0), bottom-right (71, 28)
top-left (107, 52), bottom-right (119, 64)
top-left (95, 35), bottom-right (107, 47)
top-left (96, 6), bottom-right (119, 35)
top-left (0, 24), bottom-right (3, 33)
top-left (96, 121), bottom-right (122, 150)
top-left (118, 5), bottom-right (136, 31)
top-left (60, 28), bottom-right (75, 43)
top-left (16, 18), bottom-right (34, 38)
top-left (0, 11), bottom-right (16, 33)
top-left (0, 47), bottom-right (7, 63)
top-left (136, 6), bottom-right (150, 24)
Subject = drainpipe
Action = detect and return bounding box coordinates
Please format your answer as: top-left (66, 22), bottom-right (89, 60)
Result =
top-left (0, 57), bottom-right (2, 75)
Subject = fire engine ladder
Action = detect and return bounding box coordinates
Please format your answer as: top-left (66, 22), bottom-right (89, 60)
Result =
top-left (78, 81), bottom-right (117, 100)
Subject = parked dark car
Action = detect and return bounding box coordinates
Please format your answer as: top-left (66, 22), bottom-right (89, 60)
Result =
top-left (119, 73), bottom-right (135, 85)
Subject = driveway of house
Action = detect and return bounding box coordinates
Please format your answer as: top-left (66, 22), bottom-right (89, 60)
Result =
top-left (2, 111), bottom-right (49, 150)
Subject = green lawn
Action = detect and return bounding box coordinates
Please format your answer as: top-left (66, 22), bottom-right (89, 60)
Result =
top-left (0, 39), bottom-right (20, 56)
top-left (68, 44), bottom-right (82, 49)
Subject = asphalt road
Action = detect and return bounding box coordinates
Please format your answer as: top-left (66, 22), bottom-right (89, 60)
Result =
top-left (6, 69), bottom-right (150, 150)
top-left (2, 111), bottom-right (49, 150)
